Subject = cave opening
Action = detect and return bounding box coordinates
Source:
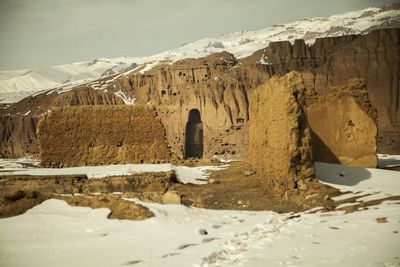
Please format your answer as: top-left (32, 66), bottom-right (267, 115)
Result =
top-left (184, 109), bottom-right (203, 159)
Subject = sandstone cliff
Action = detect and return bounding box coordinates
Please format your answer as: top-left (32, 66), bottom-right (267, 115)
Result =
top-left (243, 28), bottom-right (400, 153)
top-left (37, 105), bottom-right (170, 167)
top-left (1, 29), bottom-right (399, 160)
top-left (306, 79), bottom-right (378, 167)
top-left (248, 72), bottom-right (314, 190)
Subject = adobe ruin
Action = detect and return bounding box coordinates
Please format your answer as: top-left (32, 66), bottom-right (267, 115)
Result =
top-left (247, 72), bottom-right (314, 190)
top-left (37, 105), bottom-right (170, 167)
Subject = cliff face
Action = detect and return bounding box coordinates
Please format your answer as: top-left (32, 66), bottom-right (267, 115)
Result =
top-left (306, 79), bottom-right (378, 167)
top-left (0, 29), bottom-right (399, 159)
top-left (248, 72), bottom-right (314, 190)
top-left (37, 105), bottom-right (170, 167)
top-left (124, 52), bottom-right (270, 158)
top-left (0, 115), bottom-right (38, 157)
top-left (244, 28), bottom-right (400, 153)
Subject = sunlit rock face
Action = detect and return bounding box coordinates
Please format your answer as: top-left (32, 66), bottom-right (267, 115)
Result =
top-left (306, 79), bottom-right (378, 168)
top-left (0, 29), bottom-right (398, 159)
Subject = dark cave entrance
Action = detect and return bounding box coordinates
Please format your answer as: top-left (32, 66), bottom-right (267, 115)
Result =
top-left (184, 109), bottom-right (204, 159)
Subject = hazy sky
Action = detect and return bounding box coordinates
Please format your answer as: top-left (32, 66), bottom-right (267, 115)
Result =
top-left (0, 0), bottom-right (394, 70)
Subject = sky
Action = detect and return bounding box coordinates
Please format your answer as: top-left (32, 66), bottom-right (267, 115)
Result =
top-left (0, 0), bottom-right (395, 70)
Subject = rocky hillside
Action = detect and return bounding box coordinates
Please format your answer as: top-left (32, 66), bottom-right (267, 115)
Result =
top-left (0, 3), bottom-right (399, 104)
top-left (1, 28), bottom-right (399, 159)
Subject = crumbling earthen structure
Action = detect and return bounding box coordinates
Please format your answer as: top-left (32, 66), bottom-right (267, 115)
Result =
top-left (37, 105), bottom-right (170, 167)
top-left (247, 72), bottom-right (314, 190)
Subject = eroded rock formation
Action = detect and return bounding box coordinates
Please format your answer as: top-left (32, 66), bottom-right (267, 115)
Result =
top-left (247, 72), bottom-right (314, 190)
top-left (0, 115), bottom-right (38, 157)
top-left (306, 79), bottom-right (378, 167)
top-left (37, 105), bottom-right (170, 167)
top-left (244, 28), bottom-right (400, 154)
top-left (1, 29), bottom-right (399, 160)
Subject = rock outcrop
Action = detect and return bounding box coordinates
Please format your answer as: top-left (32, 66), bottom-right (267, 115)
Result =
top-left (37, 105), bottom-right (170, 167)
top-left (1, 29), bottom-right (399, 160)
top-left (247, 72), bottom-right (314, 190)
top-left (244, 28), bottom-right (400, 154)
top-left (306, 79), bottom-right (378, 167)
top-left (127, 52), bottom-right (263, 159)
top-left (0, 115), bottom-right (38, 157)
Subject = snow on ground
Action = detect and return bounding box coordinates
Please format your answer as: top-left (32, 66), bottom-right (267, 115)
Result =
top-left (174, 165), bottom-right (228, 184)
top-left (236, 201), bottom-right (400, 267)
top-left (378, 154), bottom-right (400, 169)
top-left (0, 157), bottom-right (40, 171)
top-left (0, 158), bottom-right (399, 266)
top-left (1, 6), bottom-right (398, 103)
top-left (0, 199), bottom-right (281, 267)
top-left (0, 159), bottom-right (223, 185)
top-left (316, 161), bottom-right (400, 202)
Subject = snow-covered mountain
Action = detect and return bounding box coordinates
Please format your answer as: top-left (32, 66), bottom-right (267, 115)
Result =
top-left (0, 5), bottom-right (399, 104)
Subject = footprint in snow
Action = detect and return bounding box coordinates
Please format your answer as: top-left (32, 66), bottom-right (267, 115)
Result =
top-left (177, 243), bottom-right (198, 250)
top-left (122, 260), bottom-right (143, 265)
top-left (202, 237), bottom-right (219, 243)
top-left (161, 252), bottom-right (180, 258)
top-left (198, 229), bottom-right (208, 235)
top-left (212, 224), bottom-right (222, 229)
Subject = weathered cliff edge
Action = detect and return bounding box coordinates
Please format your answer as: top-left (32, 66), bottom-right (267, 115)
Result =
top-left (37, 105), bottom-right (170, 167)
top-left (1, 29), bottom-right (399, 160)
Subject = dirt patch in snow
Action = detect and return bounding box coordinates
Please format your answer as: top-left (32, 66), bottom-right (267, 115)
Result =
top-left (0, 171), bottom-right (176, 219)
top-left (57, 194), bottom-right (153, 220)
top-left (172, 162), bottom-right (340, 213)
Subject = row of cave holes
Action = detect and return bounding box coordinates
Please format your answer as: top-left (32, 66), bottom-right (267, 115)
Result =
top-left (378, 137), bottom-right (397, 144)
top-left (160, 89), bottom-right (178, 97)
top-left (178, 71), bottom-right (210, 83)
top-left (178, 72), bottom-right (208, 79)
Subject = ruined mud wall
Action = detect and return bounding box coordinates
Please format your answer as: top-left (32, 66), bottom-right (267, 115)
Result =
top-left (248, 72), bottom-right (314, 190)
top-left (37, 105), bottom-right (170, 167)
top-left (0, 87), bottom-right (126, 157)
top-left (306, 80), bottom-right (378, 167)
